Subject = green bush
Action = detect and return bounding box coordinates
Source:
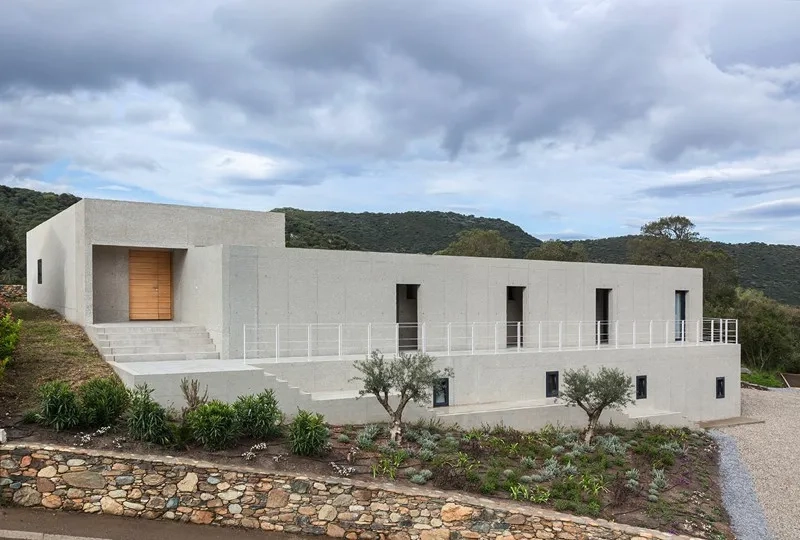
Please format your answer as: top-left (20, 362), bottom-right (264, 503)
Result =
top-left (79, 377), bottom-right (130, 427)
top-left (0, 357), bottom-right (8, 385)
top-left (233, 390), bottom-right (282, 440)
top-left (0, 312), bottom-right (21, 360)
top-left (38, 380), bottom-right (81, 431)
top-left (187, 400), bottom-right (240, 451)
top-left (288, 409), bottom-right (329, 456)
top-left (127, 385), bottom-right (172, 445)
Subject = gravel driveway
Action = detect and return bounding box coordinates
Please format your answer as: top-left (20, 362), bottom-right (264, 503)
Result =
top-left (718, 388), bottom-right (800, 540)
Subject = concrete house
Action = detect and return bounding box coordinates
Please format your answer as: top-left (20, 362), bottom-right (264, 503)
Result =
top-left (27, 199), bottom-right (741, 430)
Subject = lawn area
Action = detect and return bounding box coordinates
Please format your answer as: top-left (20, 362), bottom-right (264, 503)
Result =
top-left (0, 302), bottom-right (114, 417)
top-left (741, 370), bottom-right (785, 388)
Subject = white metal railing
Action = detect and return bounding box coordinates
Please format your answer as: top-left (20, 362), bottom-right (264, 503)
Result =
top-left (242, 318), bottom-right (738, 362)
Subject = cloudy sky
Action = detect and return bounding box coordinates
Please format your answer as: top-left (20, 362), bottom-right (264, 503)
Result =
top-left (2, 0), bottom-right (800, 243)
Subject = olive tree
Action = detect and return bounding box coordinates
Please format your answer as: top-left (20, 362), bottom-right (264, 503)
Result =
top-left (352, 350), bottom-right (452, 443)
top-left (561, 366), bottom-right (634, 443)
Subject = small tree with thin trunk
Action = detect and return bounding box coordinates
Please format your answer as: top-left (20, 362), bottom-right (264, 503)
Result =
top-left (352, 350), bottom-right (453, 443)
top-left (561, 366), bottom-right (634, 443)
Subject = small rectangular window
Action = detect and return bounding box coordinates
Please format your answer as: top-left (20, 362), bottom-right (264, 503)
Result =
top-left (37, 259), bottom-right (42, 284)
top-left (716, 377), bottom-right (726, 399)
top-left (636, 375), bottom-right (647, 400)
top-left (433, 378), bottom-right (449, 407)
top-left (546, 371), bottom-right (559, 398)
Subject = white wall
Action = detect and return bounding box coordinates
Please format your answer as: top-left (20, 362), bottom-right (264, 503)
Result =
top-left (217, 247), bottom-right (704, 358)
top-left (26, 203), bottom-right (83, 323)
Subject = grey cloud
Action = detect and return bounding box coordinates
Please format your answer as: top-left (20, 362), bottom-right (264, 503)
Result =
top-left (726, 199), bottom-right (800, 220)
top-left (638, 170), bottom-right (800, 199)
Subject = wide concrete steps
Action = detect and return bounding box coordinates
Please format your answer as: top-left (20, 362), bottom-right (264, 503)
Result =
top-left (90, 323), bottom-right (220, 364)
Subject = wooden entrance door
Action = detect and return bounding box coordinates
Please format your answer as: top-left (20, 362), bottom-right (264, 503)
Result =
top-left (129, 250), bottom-right (172, 320)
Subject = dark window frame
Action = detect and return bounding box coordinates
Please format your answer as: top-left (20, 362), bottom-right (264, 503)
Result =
top-left (636, 375), bottom-right (648, 400)
top-left (716, 377), bottom-right (726, 399)
top-left (546, 371), bottom-right (559, 398)
top-left (37, 259), bottom-right (42, 285)
top-left (433, 377), bottom-right (449, 407)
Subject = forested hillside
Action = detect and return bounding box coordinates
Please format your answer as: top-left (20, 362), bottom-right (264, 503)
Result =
top-left (275, 208), bottom-right (541, 258)
top-left (0, 186), bottom-right (80, 282)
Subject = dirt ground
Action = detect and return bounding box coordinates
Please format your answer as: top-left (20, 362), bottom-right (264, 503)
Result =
top-left (0, 303), bottom-right (115, 419)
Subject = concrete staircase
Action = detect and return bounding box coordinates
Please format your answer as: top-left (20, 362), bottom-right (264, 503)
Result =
top-left (90, 323), bottom-right (220, 363)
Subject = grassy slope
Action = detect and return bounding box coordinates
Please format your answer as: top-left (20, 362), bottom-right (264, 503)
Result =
top-left (0, 303), bottom-right (114, 415)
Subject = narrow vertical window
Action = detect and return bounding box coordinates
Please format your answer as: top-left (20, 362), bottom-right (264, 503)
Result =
top-left (716, 377), bottom-right (726, 399)
top-left (636, 375), bottom-right (648, 400)
top-left (37, 259), bottom-right (42, 284)
top-left (675, 290), bottom-right (688, 341)
top-left (546, 371), bottom-right (559, 398)
top-left (433, 378), bottom-right (449, 407)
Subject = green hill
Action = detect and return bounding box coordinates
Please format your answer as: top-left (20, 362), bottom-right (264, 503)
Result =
top-left (274, 208), bottom-right (541, 257)
top-left (0, 186), bottom-right (80, 282)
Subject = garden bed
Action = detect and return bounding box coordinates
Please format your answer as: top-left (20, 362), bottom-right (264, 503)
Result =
top-left (5, 417), bottom-right (732, 539)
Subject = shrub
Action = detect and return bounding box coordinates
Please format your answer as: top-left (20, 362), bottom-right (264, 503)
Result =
top-left (521, 455), bottom-right (536, 469)
top-left (410, 474), bottom-right (428, 485)
top-left (0, 357), bottom-right (8, 385)
top-left (233, 390), bottom-right (282, 439)
top-left (0, 312), bottom-right (22, 360)
top-left (38, 380), bottom-right (81, 431)
top-left (180, 378), bottom-right (208, 418)
top-left (187, 401), bottom-right (240, 451)
top-left (127, 385), bottom-right (172, 445)
top-left (288, 409), bottom-right (329, 456)
top-left (741, 370), bottom-right (784, 387)
top-left (418, 448), bottom-right (435, 462)
top-left (338, 433), bottom-right (351, 443)
top-left (597, 434), bottom-right (628, 456)
top-left (79, 377), bottom-right (130, 428)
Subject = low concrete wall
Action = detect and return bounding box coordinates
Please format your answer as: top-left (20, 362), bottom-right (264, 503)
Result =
top-left (0, 443), bottom-right (699, 540)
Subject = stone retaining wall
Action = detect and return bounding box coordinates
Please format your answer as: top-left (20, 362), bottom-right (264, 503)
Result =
top-left (0, 284), bottom-right (26, 302)
top-left (0, 443), bottom-right (698, 540)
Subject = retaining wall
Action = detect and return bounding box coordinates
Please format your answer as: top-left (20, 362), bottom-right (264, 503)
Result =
top-left (0, 443), bottom-right (699, 540)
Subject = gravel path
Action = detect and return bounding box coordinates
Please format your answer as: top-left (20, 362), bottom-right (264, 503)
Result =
top-left (718, 388), bottom-right (800, 540)
top-left (710, 430), bottom-right (773, 540)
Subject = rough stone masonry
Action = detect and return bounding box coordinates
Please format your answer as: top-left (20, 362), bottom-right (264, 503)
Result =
top-left (0, 443), bottom-right (700, 540)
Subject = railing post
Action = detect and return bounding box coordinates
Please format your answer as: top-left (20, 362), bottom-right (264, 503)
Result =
top-left (632, 321), bottom-right (636, 349)
top-left (578, 321), bottom-right (582, 351)
top-left (422, 322), bottom-right (427, 353)
top-left (538, 322), bottom-right (542, 352)
top-left (649, 320), bottom-right (653, 348)
top-left (447, 323), bottom-right (452, 356)
top-left (711, 319), bottom-right (715, 343)
top-left (338, 323), bottom-right (343, 357)
top-left (558, 321), bottom-right (563, 351)
top-left (471, 323), bottom-right (475, 355)
top-left (724, 319), bottom-right (729, 344)
top-left (367, 323), bottom-right (372, 354)
top-left (517, 321), bottom-right (521, 352)
top-left (596, 320), bottom-right (601, 350)
top-left (494, 322), bottom-right (498, 354)
top-left (307, 324), bottom-right (312, 358)
top-left (682, 320), bottom-right (686, 345)
top-left (243, 324), bottom-right (247, 362)
top-left (396, 323), bottom-right (400, 356)
top-left (696, 320), bottom-right (700, 345)
top-left (275, 324), bottom-right (280, 360)
top-left (735, 319), bottom-right (739, 344)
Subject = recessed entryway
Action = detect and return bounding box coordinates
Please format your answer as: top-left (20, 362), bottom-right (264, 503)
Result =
top-left (596, 288), bottom-right (611, 345)
top-left (396, 284), bottom-right (419, 350)
top-left (129, 249), bottom-right (173, 321)
top-left (506, 286), bottom-right (524, 347)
